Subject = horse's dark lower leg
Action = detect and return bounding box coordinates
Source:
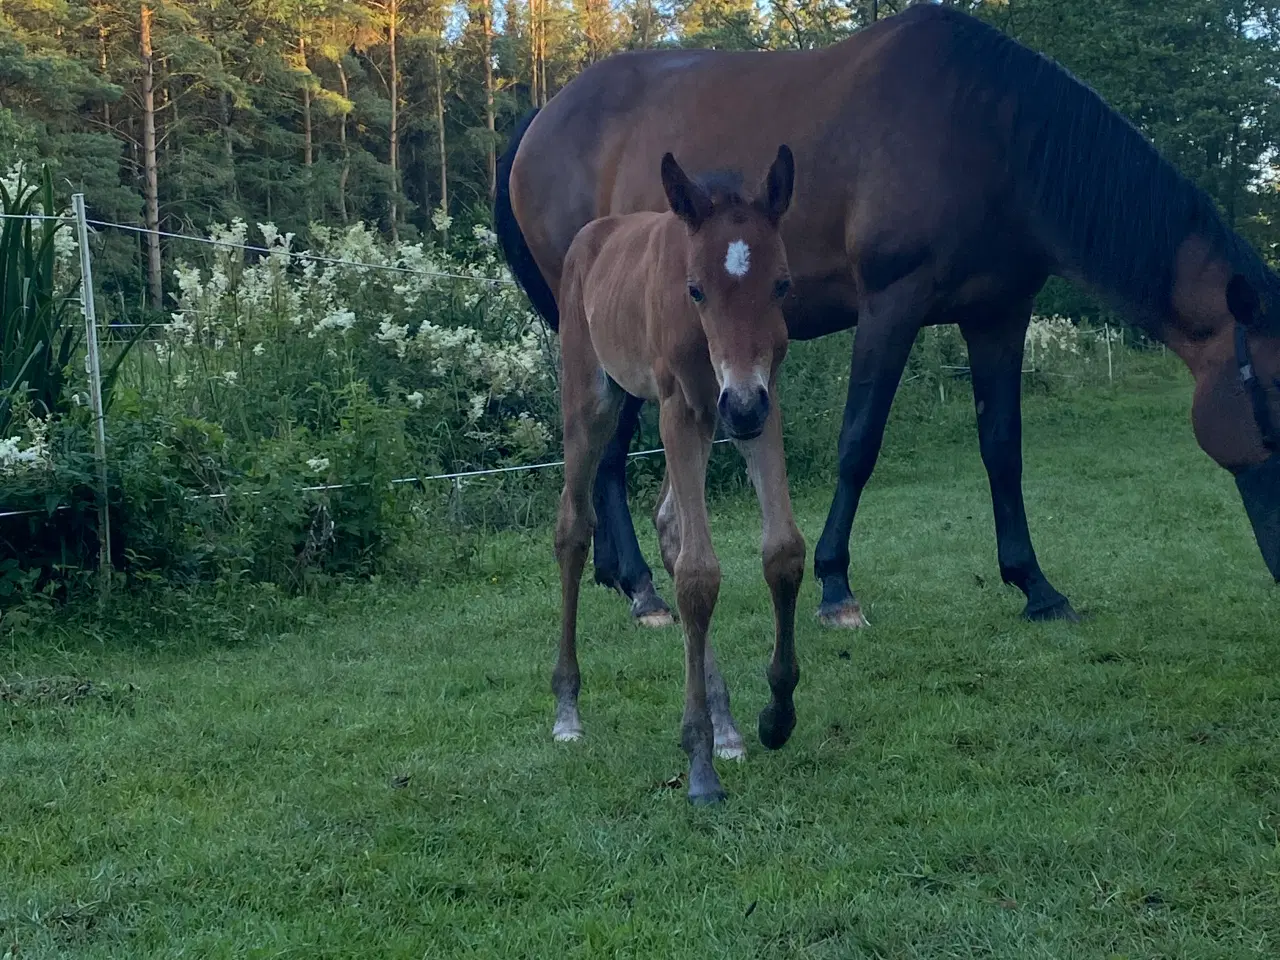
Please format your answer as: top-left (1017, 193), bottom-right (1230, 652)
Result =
top-left (591, 394), bottom-right (674, 626)
top-left (813, 312), bottom-right (921, 629)
top-left (961, 310), bottom-right (1079, 622)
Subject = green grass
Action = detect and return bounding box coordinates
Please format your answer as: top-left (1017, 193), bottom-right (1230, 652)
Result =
top-left (3, 356), bottom-right (1279, 958)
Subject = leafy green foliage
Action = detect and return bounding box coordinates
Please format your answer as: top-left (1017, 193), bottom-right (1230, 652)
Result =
top-left (0, 164), bottom-right (80, 436)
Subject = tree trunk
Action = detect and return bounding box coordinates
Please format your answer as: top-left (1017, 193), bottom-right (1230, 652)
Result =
top-left (483, 0), bottom-right (496, 201)
top-left (1227, 122), bottom-right (1239, 227)
top-left (215, 48), bottom-right (235, 196)
top-left (301, 36), bottom-right (313, 167)
top-left (539, 0), bottom-right (548, 105)
top-left (388, 0), bottom-right (400, 242)
top-left (338, 60), bottom-right (350, 224)
top-left (434, 41), bottom-right (448, 229)
top-left (140, 3), bottom-right (163, 312)
top-left (99, 20), bottom-right (111, 126)
top-left (585, 0), bottom-right (602, 62)
top-left (530, 0), bottom-right (542, 107)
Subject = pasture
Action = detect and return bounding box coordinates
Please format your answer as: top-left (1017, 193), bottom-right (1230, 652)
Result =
top-left (3, 355), bottom-right (1278, 959)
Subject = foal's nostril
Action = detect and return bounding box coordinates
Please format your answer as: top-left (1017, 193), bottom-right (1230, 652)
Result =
top-left (753, 385), bottom-right (770, 420)
top-left (718, 385), bottom-right (770, 439)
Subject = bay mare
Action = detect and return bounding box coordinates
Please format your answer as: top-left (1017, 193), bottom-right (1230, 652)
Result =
top-left (553, 147), bottom-right (802, 803)
top-left (496, 3), bottom-right (1280, 630)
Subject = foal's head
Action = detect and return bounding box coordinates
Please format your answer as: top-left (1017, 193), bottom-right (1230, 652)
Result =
top-left (660, 145), bottom-right (796, 441)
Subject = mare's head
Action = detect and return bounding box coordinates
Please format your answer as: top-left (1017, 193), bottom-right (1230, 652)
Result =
top-left (660, 145), bottom-right (795, 441)
top-left (1175, 255), bottom-right (1280, 581)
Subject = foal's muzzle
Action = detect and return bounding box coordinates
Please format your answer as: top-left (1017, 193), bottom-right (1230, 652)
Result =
top-left (718, 384), bottom-right (770, 441)
top-left (1235, 451), bottom-right (1280, 583)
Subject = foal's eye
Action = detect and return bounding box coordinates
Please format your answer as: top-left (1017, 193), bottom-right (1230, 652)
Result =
top-left (688, 283), bottom-right (705, 304)
top-left (773, 277), bottom-right (792, 300)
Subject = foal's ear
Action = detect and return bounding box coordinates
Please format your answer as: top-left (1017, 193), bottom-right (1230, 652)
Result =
top-left (755, 144), bottom-right (795, 226)
top-left (661, 152), bottom-right (713, 230)
top-left (1227, 273), bottom-right (1262, 327)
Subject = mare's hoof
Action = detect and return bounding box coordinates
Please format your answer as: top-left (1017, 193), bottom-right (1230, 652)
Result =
top-left (636, 608), bottom-right (676, 628)
top-left (688, 787), bottom-right (727, 806)
top-left (817, 600), bottom-right (869, 630)
top-left (757, 702), bottom-right (796, 751)
top-left (630, 586), bottom-right (676, 628)
top-left (1024, 597), bottom-right (1081, 623)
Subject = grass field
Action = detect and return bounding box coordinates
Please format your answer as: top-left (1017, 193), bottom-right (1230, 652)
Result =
top-left (3, 357), bottom-right (1279, 958)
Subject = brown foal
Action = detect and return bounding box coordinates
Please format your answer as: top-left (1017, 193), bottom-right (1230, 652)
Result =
top-left (551, 145), bottom-right (804, 805)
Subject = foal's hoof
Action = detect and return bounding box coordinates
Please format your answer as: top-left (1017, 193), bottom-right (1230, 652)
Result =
top-left (817, 599), bottom-right (869, 630)
top-left (552, 719), bottom-right (584, 742)
top-left (630, 585), bottom-right (676, 628)
top-left (715, 732), bottom-right (748, 762)
top-left (757, 702), bottom-right (796, 751)
top-left (1024, 597), bottom-right (1081, 623)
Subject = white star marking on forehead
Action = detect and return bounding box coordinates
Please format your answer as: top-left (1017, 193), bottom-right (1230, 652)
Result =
top-left (724, 239), bottom-right (751, 278)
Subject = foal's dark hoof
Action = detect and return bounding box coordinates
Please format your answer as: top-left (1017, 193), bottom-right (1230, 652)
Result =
top-left (757, 701), bottom-right (796, 751)
top-left (1024, 597), bottom-right (1081, 623)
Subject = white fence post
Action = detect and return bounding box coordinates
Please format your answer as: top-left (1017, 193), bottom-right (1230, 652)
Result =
top-left (1104, 324), bottom-right (1113, 384)
top-left (72, 193), bottom-right (112, 586)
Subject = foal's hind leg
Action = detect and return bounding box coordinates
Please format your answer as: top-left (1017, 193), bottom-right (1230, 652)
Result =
top-left (554, 359), bottom-right (624, 743)
top-left (737, 399), bottom-right (806, 750)
top-left (654, 469), bottom-right (746, 761)
top-left (960, 305), bottom-right (1079, 622)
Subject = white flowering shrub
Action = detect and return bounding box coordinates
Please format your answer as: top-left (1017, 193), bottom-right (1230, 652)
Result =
top-left (155, 217), bottom-right (556, 482)
top-left (1025, 314), bottom-right (1081, 364)
top-left (0, 412), bottom-right (51, 477)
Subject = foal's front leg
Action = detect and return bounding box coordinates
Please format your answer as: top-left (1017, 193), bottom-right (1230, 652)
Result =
top-left (736, 398), bottom-right (806, 750)
top-left (654, 471), bottom-right (747, 761)
top-left (659, 397), bottom-right (726, 804)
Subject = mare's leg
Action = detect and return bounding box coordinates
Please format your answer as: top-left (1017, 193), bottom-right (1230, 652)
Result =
top-left (960, 305), bottom-right (1079, 622)
top-left (737, 399), bottom-right (806, 750)
top-left (654, 468), bottom-right (745, 760)
top-left (659, 396), bottom-right (725, 804)
top-left (591, 394), bottom-right (675, 627)
top-left (813, 284), bottom-right (927, 628)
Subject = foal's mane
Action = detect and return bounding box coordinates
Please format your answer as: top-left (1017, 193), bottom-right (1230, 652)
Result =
top-left (929, 6), bottom-right (1280, 334)
top-left (690, 170), bottom-right (760, 222)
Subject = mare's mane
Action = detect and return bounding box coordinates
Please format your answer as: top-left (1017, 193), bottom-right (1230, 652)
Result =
top-left (927, 6), bottom-right (1280, 333)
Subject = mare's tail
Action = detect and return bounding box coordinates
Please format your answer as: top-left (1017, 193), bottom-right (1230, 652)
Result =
top-left (494, 107), bottom-right (561, 333)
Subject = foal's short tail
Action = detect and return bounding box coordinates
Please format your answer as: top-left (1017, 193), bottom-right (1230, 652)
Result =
top-left (494, 107), bottom-right (561, 333)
